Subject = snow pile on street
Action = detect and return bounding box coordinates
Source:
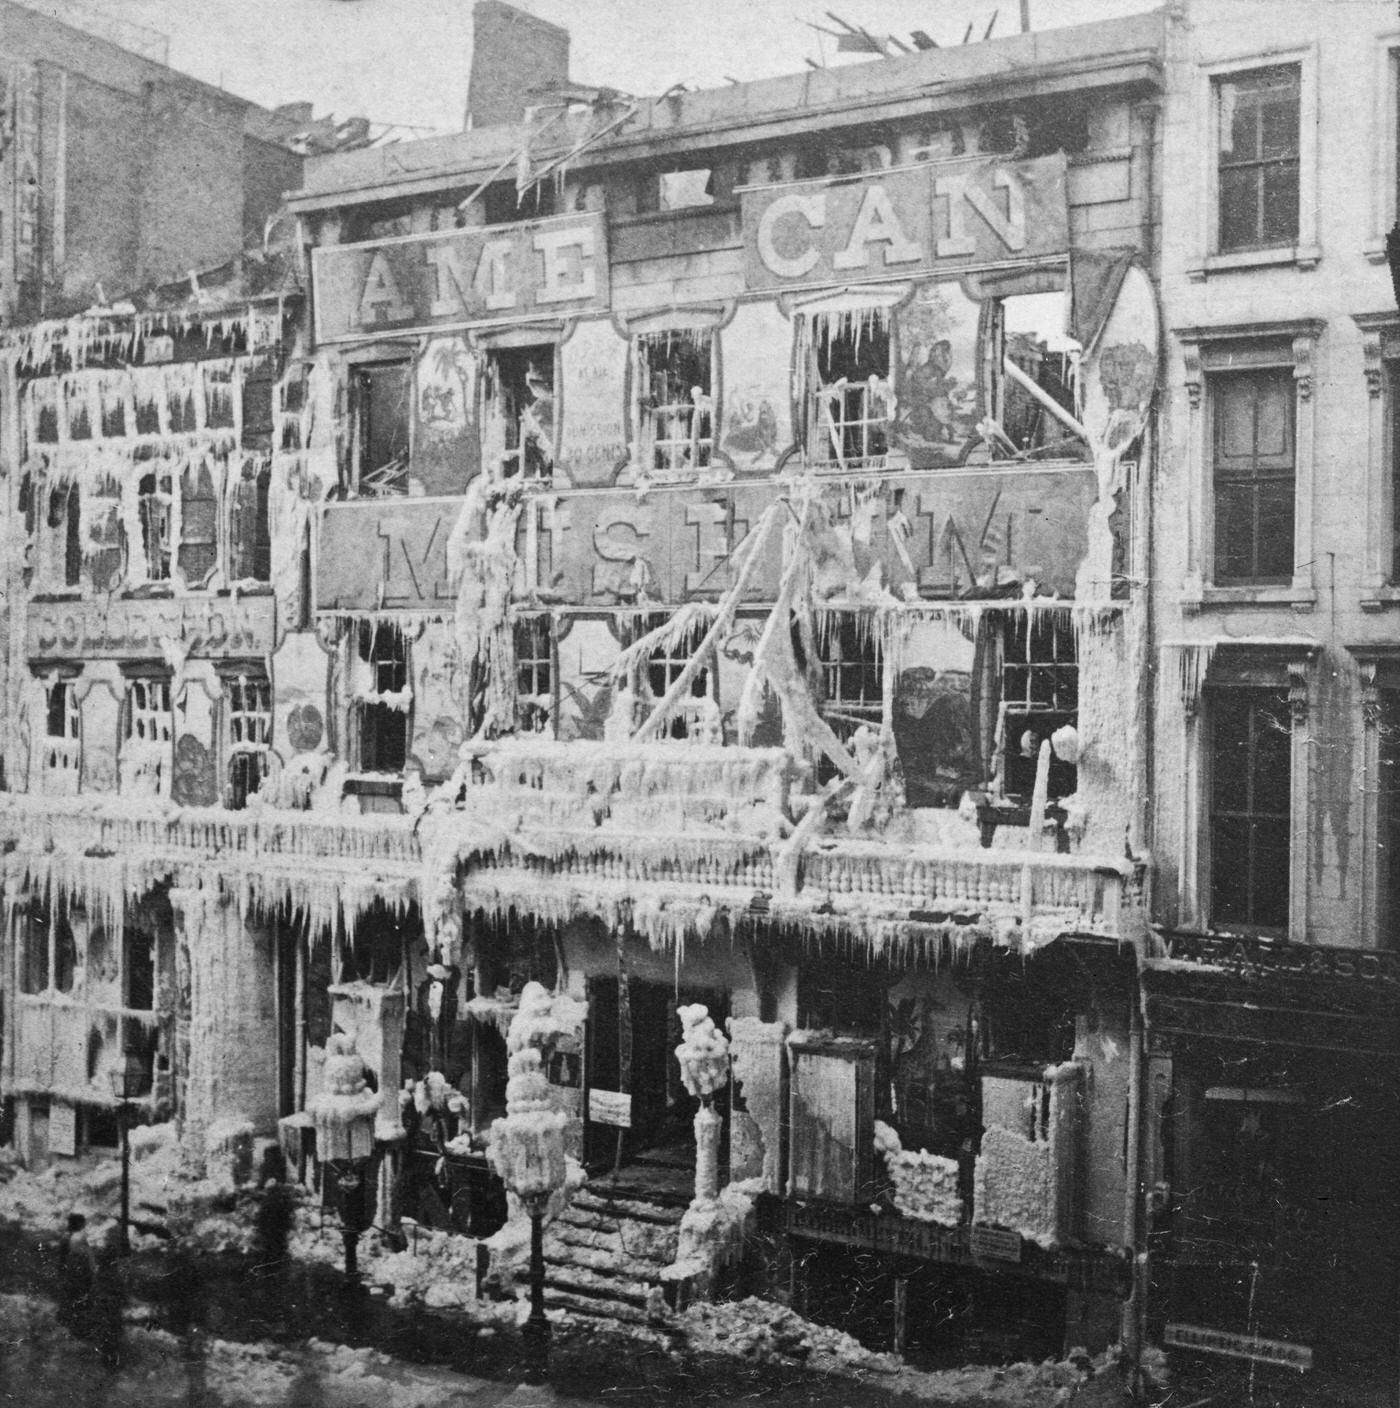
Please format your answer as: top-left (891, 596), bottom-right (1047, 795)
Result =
top-left (678, 1296), bottom-right (901, 1375)
top-left (874, 1120), bottom-right (961, 1227)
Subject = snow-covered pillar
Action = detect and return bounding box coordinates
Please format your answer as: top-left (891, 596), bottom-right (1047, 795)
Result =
top-left (692, 1103), bottom-right (722, 1209)
top-left (171, 883), bottom-right (279, 1175)
top-left (675, 1005), bottom-right (730, 1210)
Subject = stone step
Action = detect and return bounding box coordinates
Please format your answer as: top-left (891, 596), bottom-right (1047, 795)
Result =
top-left (546, 1288), bottom-right (652, 1326)
top-left (569, 1189), bottom-right (687, 1225)
top-left (546, 1239), bottom-right (672, 1278)
top-left (544, 1267), bottom-right (652, 1308)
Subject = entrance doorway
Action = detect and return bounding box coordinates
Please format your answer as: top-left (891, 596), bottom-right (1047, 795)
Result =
top-left (584, 976), bottom-right (727, 1173)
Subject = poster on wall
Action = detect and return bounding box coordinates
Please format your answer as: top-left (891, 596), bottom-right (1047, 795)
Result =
top-left (720, 301), bottom-right (794, 472)
top-left (892, 280), bottom-right (984, 469)
top-left (414, 337), bottom-right (481, 495)
top-left (556, 319), bottom-right (629, 487)
top-left (409, 622), bottom-right (470, 783)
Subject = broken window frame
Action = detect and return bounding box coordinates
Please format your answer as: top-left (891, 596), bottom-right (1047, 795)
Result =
top-left (1207, 685), bottom-right (1292, 936)
top-left (176, 458), bottom-right (220, 589)
top-left (19, 897), bottom-right (78, 996)
top-left (39, 676), bottom-right (81, 796)
top-left (801, 306), bottom-right (893, 472)
top-left (121, 674), bottom-right (174, 799)
top-left (634, 327), bottom-right (716, 479)
top-left (223, 669), bottom-right (273, 809)
top-left (995, 611), bottom-right (1079, 802)
top-left (1210, 365), bottom-right (1296, 586)
top-left (351, 360), bottom-right (413, 497)
top-left (1216, 64), bottom-right (1301, 253)
top-left (514, 613), bottom-right (556, 735)
top-left (481, 344), bottom-right (556, 482)
top-left (136, 466), bottom-right (175, 583)
top-left (353, 622), bottom-right (412, 775)
top-left (809, 612), bottom-right (884, 782)
top-left (39, 478), bottom-right (82, 590)
top-left (631, 612), bottom-right (718, 741)
top-left (229, 456), bottom-right (273, 584)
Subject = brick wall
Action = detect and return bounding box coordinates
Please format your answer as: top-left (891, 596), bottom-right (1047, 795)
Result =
top-left (466, 0), bottom-right (570, 129)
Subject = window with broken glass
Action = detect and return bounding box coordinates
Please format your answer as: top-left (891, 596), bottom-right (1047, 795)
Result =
top-left (804, 309), bottom-right (891, 469)
top-left (1212, 366), bottom-right (1295, 584)
top-left (1209, 686), bottom-right (1291, 935)
top-left (19, 898), bottom-right (77, 995)
top-left (1217, 65), bottom-right (1300, 252)
top-left (808, 614), bottom-right (883, 783)
top-left (354, 623), bottom-right (411, 773)
top-left (353, 361), bottom-right (412, 496)
top-left (122, 676), bottom-right (173, 798)
top-left (137, 467), bottom-right (174, 581)
top-left (483, 346), bottom-right (554, 481)
top-left (997, 612), bottom-right (1079, 800)
top-left (225, 673), bottom-right (272, 809)
top-left (229, 458), bottom-right (273, 583)
top-left (635, 613), bottom-right (716, 741)
top-left (514, 614), bottom-right (554, 734)
top-left (40, 678), bottom-right (81, 795)
top-left (636, 329), bottom-right (714, 478)
top-left (43, 481), bottom-right (82, 589)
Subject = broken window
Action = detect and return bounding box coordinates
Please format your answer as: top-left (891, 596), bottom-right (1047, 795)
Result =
top-left (636, 329), bottom-right (714, 477)
top-left (997, 613), bottom-right (1078, 801)
top-left (483, 180), bottom-right (557, 225)
top-left (483, 346), bottom-right (554, 481)
top-left (635, 166), bottom-right (716, 214)
top-left (636, 613), bottom-right (716, 741)
top-left (1217, 65), bottom-right (1300, 251)
top-left (19, 899), bottom-right (77, 996)
top-left (204, 362), bottom-right (237, 430)
top-left (229, 458), bottom-right (272, 583)
top-left (121, 676), bottom-right (173, 798)
top-left (354, 623), bottom-right (411, 774)
top-left (1212, 366), bottom-right (1295, 584)
top-left (352, 361), bottom-right (412, 496)
top-left (225, 672), bottom-right (272, 809)
top-left (45, 482), bottom-right (81, 588)
top-left (137, 468), bottom-right (174, 582)
top-left (804, 309), bottom-right (892, 469)
top-left (177, 461), bottom-right (220, 587)
top-left (1209, 686), bottom-right (1291, 934)
top-left (40, 678), bottom-right (81, 796)
top-left (999, 294), bottom-right (1087, 461)
top-left (810, 613), bottom-right (883, 781)
top-left (514, 614), bottom-right (554, 734)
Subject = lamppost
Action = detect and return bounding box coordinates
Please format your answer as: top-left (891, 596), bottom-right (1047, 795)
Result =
top-left (309, 1034), bottom-right (381, 1280)
top-left (675, 1004), bottom-right (729, 1208)
top-left (487, 1038), bottom-right (567, 1385)
top-left (108, 1051), bottom-right (150, 1256)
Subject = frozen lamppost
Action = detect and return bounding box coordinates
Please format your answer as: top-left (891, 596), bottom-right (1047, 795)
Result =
top-left (488, 1041), bottom-right (568, 1385)
top-left (108, 1050), bottom-right (150, 1256)
top-left (310, 1034), bottom-right (381, 1279)
top-left (675, 1004), bottom-right (729, 1208)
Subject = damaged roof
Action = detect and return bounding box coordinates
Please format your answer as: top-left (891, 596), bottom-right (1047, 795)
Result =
top-left (290, 8), bottom-right (1165, 212)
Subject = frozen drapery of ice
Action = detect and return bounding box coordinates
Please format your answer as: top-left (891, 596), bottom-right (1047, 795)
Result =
top-left (308, 1032), bottom-right (381, 1160)
top-left (873, 1120), bottom-right (961, 1226)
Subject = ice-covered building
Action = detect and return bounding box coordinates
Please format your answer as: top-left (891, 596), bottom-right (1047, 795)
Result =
top-left (1142, 0), bottom-right (1400, 1400)
top-left (1, 0), bottom-right (1167, 1367)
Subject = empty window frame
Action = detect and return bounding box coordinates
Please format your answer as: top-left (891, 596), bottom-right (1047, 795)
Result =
top-left (1209, 687), bottom-right (1291, 934)
top-left (998, 612), bottom-right (1078, 800)
top-left (44, 482), bottom-right (82, 588)
top-left (1212, 367), bottom-right (1296, 585)
top-left (1217, 65), bottom-right (1301, 252)
top-left (635, 166), bottom-right (716, 214)
top-left (353, 362), bottom-right (412, 496)
top-left (813, 613), bottom-right (883, 753)
top-left (482, 180), bottom-right (556, 225)
top-left (137, 468), bottom-right (174, 581)
top-left (636, 329), bottom-right (715, 477)
top-left (177, 461), bottom-right (220, 587)
top-left (514, 614), bottom-right (555, 734)
top-left (19, 899), bottom-right (77, 995)
top-left (805, 309), bottom-right (892, 469)
top-left (41, 678), bottom-right (81, 794)
top-left (122, 676), bottom-right (173, 797)
top-left (225, 673), bottom-right (272, 809)
top-left (636, 613), bottom-right (716, 741)
top-left (355, 623), bottom-right (411, 773)
top-left (483, 346), bottom-right (554, 480)
top-left (229, 458), bottom-right (273, 583)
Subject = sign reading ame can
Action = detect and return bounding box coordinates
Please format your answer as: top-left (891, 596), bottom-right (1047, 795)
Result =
top-left (1164, 1323), bottom-right (1312, 1373)
top-left (312, 211), bottom-right (610, 343)
top-left (970, 1223), bottom-right (1022, 1262)
top-left (741, 154), bottom-right (1069, 293)
top-left (587, 1089), bottom-right (632, 1128)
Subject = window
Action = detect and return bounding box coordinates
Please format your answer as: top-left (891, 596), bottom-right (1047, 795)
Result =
top-left (483, 347), bottom-right (554, 480)
top-left (19, 900), bottom-right (77, 995)
top-left (1217, 66), bottom-right (1300, 252)
top-left (804, 309), bottom-right (891, 469)
top-left (121, 677), bottom-right (173, 797)
top-left (225, 673), bottom-right (272, 809)
top-left (812, 613), bottom-right (883, 772)
top-left (229, 458), bottom-right (272, 583)
top-left (1209, 687), bottom-right (1291, 934)
top-left (999, 613), bottom-right (1078, 800)
top-left (177, 462), bottom-right (219, 587)
top-left (636, 329), bottom-right (714, 478)
top-left (634, 166), bottom-right (716, 214)
top-left (352, 362), bottom-right (411, 496)
top-left (637, 613), bottom-right (716, 741)
top-left (40, 679), bottom-right (80, 796)
top-left (45, 482), bottom-right (81, 588)
top-left (514, 615), bottom-right (554, 734)
top-left (354, 623), bottom-right (411, 773)
top-left (1212, 367), bottom-right (1295, 584)
top-left (137, 469), bottom-right (174, 581)
top-left (482, 181), bottom-right (556, 226)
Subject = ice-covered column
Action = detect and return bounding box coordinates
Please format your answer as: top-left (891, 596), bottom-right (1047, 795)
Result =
top-left (675, 1004), bottom-right (730, 1209)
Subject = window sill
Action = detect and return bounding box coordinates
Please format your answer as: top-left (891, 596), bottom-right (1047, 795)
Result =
top-left (1185, 244), bottom-right (1321, 280)
top-left (1361, 586), bottom-right (1400, 612)
top-left (1181, 584), bottom-right (1317, 612)
top-left (342, 775), bottom-right (404, 796)
top-left (1363, 237), bottom-right (1390, 266)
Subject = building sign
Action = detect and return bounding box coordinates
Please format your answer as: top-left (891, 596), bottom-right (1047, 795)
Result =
top-left (316, 466), bottom-right (1097, 615)
top-left (312, 211), bottom-right (610, 344)
top-left (587, 1089), bottom-right (632, 1127)
top-left (970, 1224), bottom-right (1022, 1262)
top-left (1167, 933), bottom-right (1400, 988)
top-left (741, 154), bottom-right (1069, 293)
top-left (1164, 1324), bottom-right (1312, 1373)
top-left (29, 595), bottom-right (276, 663)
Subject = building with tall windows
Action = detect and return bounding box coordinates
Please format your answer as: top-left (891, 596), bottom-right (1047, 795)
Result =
top-left (1144, 0), bottom-right (1400, 1400)
top-left (0, 0), bottom-right (1175, 1374)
